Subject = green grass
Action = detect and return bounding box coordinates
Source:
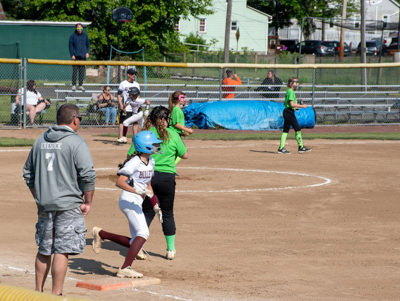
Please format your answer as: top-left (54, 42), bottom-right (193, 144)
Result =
top-left (1, 131), bottom-right (398, 147)
top-left (185, 132), bottom-right (400, 140)
top-left (0, 137), bottom-right (35, 147)
top-left (96, 131), bottom-right (400, 141)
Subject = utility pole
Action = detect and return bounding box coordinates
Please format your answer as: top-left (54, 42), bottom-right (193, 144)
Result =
top-left (339, 0), bottom-right (347, 61)
top-left (224, 0), bottom-right (233, 66)
top-left (360, 0), bottom-right (367, 87)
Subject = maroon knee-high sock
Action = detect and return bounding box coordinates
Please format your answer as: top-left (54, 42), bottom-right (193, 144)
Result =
top-left (121, 236), bottom-right (146, 269)
top-left (122, 126), bottom-right (128, 137)
top-left (99, 230), bottom-right (131, 248)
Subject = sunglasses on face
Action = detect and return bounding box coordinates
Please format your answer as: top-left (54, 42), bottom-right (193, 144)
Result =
top-left (73, 115), bottom-right (82, 121)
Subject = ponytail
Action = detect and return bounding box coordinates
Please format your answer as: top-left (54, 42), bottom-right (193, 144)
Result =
top-left (168, 91), bottom-right (184, 111)
top-left (118, 154), bottom-right (137, 170)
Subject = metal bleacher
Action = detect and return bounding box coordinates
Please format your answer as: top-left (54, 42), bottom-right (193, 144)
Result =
top-left (42, 83), bottom-right (400, 125)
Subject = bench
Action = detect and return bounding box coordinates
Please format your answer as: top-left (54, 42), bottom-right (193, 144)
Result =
top-left (62, 96), bottom-right (105, 125)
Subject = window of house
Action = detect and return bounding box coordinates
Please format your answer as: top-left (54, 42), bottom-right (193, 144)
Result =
top-left (231, 21), bottom-right (238, 31)
top-left (174, 21), bottom-right (180, 32)
top-left (199, 18), bottom-right (206, 33)
top-left (354, 16), bottom-right (360, 29)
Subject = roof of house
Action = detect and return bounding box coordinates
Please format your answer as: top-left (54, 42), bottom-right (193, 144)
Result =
top-left (0, 20), bottom-right (91, 26)
top-left (246, 5), bottom-right (272, 21)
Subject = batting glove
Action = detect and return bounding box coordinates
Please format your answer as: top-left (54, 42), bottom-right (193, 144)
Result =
top-left (153, 203), bottom-right (163, 223)
top-left (144, 189), bottom-right (153, 198)
top-left (134, 189), bottom-right (147, 198)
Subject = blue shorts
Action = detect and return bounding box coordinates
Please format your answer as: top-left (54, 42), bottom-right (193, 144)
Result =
top-left (35, 207), bottom-right (86, 256)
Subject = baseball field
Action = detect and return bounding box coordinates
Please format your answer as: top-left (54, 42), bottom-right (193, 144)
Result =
top-left (0, 126), bottom-right (399, 301)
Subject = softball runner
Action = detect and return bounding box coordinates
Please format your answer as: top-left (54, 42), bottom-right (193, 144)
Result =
top-left (92, 131), bottom-right (163, 278)
top-left (128, 106), bottom-right (188, 260)
top-left (278, 77), bottom-right (311, 154)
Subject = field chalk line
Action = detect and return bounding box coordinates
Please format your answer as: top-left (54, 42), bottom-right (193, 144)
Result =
top-left (96, 166), bottom-right (332, 193)
top-left (0, 263), bottom-right (192, 301)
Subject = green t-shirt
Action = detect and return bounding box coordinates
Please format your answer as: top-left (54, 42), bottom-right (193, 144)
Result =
top-left (128, 127), bottom-right (187, 174)
top-left (169, 106), bottom-right (185, 135)
top-left (284, 88), bottom-right (296, 109)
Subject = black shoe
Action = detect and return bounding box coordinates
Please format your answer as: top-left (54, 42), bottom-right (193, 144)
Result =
top-left (277, 147), bottom-right (290, 154)
top-left (298, 146), bottom-right (312, 153)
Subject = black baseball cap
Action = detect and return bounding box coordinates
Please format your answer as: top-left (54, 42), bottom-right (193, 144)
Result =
top-left (127, 68), bottom-right (138, 75)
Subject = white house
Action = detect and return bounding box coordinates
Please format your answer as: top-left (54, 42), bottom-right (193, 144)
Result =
top-left (177, 0), bottom-right (272, 53)
top-left (277, 0), bottom-right (400, 48)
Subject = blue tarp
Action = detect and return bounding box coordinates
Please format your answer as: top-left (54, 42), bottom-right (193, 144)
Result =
top-left (184, 100), bottom-right (315, 131)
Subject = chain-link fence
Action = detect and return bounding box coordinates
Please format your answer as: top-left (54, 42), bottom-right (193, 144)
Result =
top-left (1, 58), bottom-right (400, 128)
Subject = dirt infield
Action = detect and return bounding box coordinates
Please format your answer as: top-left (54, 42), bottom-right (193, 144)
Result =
top-left (1, 127), bottom-right (400, 301)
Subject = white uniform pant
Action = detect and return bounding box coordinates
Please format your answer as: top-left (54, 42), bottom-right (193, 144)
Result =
top-left (123, 111), bottom-right (144, 127)
top-left (119, 198), bottom-right (150, 243)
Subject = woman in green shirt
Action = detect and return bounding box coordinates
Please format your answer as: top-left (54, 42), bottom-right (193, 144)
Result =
top-left (278, 77), bottom-right (311, 154)
top-left (129, 106), bottom-right (188, 260)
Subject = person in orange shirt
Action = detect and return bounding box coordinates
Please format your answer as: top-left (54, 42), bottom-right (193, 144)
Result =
top-left (222, 69), bottom-right (242, 98)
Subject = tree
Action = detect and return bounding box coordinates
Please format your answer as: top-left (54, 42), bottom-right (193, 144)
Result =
top-left (184, 32), bottom-right (207, 51)
top-left (2, 0), bottom-right (212, 59)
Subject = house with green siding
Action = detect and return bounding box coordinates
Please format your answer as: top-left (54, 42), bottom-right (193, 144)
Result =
top-left (177, 0), bottom-right (272, 53)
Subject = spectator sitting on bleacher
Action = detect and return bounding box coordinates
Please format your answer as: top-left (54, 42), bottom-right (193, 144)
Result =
top-left (98, 85), bottom-right (117, 126)
top-left (15, 80), bottom-right (51, 125)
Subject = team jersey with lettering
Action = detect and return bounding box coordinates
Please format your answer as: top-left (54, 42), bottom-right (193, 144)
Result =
top-left (117, 155), bottom-right (154, 204)
top-left (284, 88), bottom-right (296, 109)
top-left (118, 80), bottom-right (140, 112)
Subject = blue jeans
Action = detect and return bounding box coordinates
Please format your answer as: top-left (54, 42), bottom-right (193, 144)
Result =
top-left (101, 107), bottom-right (117, 125)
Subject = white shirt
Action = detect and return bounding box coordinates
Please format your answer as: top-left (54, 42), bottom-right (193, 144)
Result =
top-left (126, 96), bottom-right (146, 114)
top-left (18, 88), bottom-right (42, 106)
top-left (117, 156), bottom-right (154, 204)
top-left (118, 80), bottom-right (140, 112)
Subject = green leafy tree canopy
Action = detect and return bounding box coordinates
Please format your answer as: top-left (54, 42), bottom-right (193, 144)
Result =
top-left (2, 0), bottom-right (212, 60)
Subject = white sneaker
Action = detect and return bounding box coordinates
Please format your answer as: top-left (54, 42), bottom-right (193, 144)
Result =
top-left (71, 85), bottom-right (76, 91)
top-left (117, 136), bottom-right (127, 144)
top-left (117, 267), bottom-right (143, 278)
top-left (166, 250), bottom-right (176, 260)
top-left (78, 85), bottom-right (85, 91)
top-left (136, 248), bottom-right (147, 260)
top-left (92, 227), bottom-right (102, 254)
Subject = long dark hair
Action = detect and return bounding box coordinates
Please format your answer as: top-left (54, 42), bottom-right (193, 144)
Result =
top-left (118, 154), bottom-right (138, 170)
top-left (27, 80), bottom-right (37, 94)
top-left (143, 106), bottom-right (170, 142)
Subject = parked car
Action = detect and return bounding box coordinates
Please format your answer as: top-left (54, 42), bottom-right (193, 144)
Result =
top-left (290, 40), bottom-right (335, 56)
top-left (323, 41), bottom-right (352, 56)
top-left (356, 40), bottom-right (387, 56)
top-left (279, 39), bottom-right (298, 52)
top-left (387, 37), bottom-right (400, 56)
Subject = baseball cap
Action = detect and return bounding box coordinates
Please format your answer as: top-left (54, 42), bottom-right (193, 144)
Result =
top-left (127, 68), bottom-right (137, 75)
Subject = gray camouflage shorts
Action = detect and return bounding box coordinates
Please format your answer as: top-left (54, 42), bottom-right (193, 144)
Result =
top-left (35, 207), bottom-right (87, 256)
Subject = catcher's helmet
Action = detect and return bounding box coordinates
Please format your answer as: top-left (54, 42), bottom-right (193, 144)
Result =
top-left (133, 131), bottom-right (162, 154)
top-left (128, 87), bottom-right (140, 96)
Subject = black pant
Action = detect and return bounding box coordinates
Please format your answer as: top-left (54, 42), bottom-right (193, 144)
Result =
top-left (283, 108), bottom-right (301, 133)
top-left (143, 171), bottom-right (176, 236)
top-left (72, 59), bottom-right (86, 86)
